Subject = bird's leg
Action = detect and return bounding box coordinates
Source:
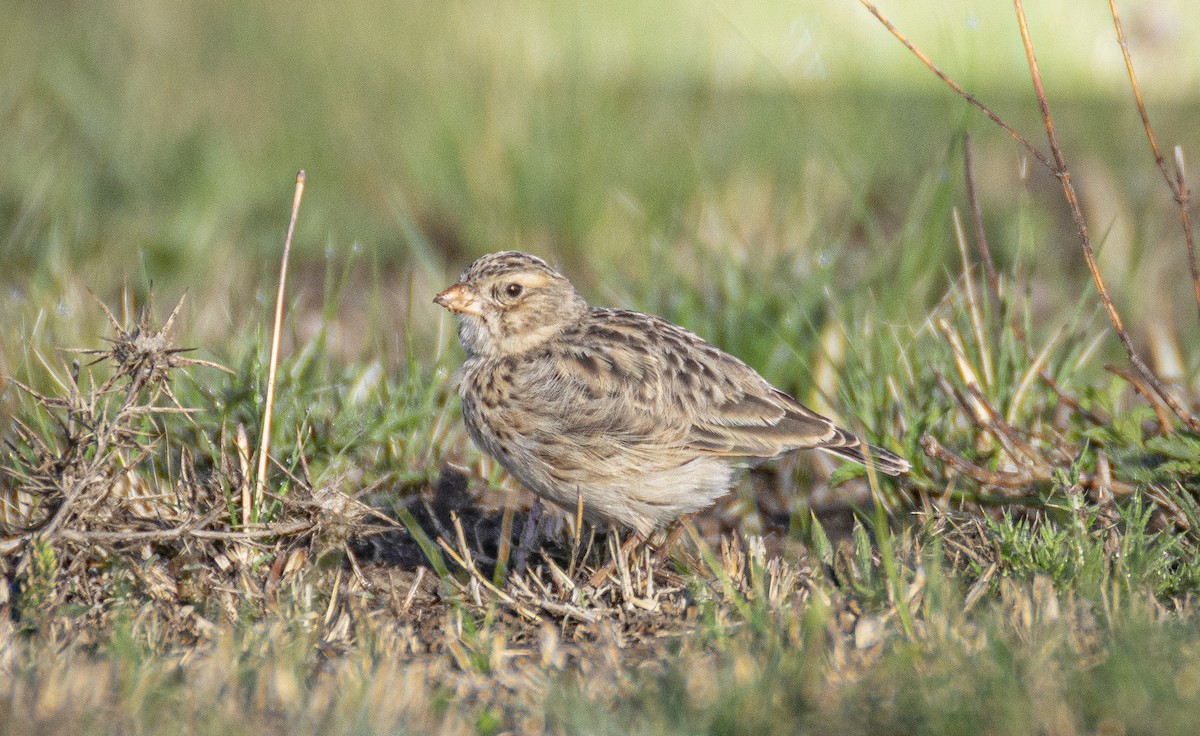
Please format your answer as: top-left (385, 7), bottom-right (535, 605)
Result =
top-left (652, 520), bottom-right (688, 566)
top-left (513, 497), bottom-right (545, 574)
top-left (588, 528), bottom-right (646, 588)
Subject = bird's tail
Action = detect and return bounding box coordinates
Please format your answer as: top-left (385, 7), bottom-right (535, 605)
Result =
top-left (820, 427), bottom-right (911, 476)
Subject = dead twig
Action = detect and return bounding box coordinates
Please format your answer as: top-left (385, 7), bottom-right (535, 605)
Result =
top-left (856, 1), bottom-right (1052, 171)
top-left (1104, 364), bottom-right (1175, 435)
top-left (962, 383), bottom-right (1053, 469)
top-left (1039, 369), bottom-right (1111, 426)
top-left (920, 435), bottom-right (1136, 497)
top-left (1011, 0), bottom-right (1199, 432)
top-left (861, 0), bottom-right (1200, 432)
top-left (57, 519), bottom-right (314, 544)
top-left (1108, 0), bottom-right (1200, 323)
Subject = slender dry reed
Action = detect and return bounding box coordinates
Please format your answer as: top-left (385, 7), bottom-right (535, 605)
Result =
top-left (254, 171), bottom-right (308, 521)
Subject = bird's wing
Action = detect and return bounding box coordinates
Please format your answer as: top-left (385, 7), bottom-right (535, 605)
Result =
top-left (674, 343), bottom-right (910, 474)
top-left (507, 325), bottom-right (689, 474)
top-left (679, 357), bottom-right (841, 458)
top-left (525, 309), bottom-right (836, 459)
top-left (510, 309), bottom-right (907, 473)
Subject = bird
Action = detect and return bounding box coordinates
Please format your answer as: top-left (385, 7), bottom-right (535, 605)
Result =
top-left (434, 251), bottom-right (909, 539)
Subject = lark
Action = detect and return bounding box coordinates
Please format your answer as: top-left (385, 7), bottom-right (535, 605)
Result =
top-left (435, 251), bottom-right (909, 538)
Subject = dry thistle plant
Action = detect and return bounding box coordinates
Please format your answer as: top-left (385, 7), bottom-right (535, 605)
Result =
top-left (0, 296), bottom-right (229, 624)
top-left (1, 296), bottom-right (225, 545)
top-left (0, 291), bottom-right (379, 630)
top-left (0, 171), bottom-right (410, 640)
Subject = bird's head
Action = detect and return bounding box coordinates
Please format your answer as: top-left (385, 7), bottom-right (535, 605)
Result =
top-left (434, 251), bottom-right (588, 357)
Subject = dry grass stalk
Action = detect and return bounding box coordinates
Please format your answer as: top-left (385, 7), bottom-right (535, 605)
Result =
top-left (438, 512), bottom-right (544, 622)
top-left (233, 423), bottom-right (252, 526)
top-left (495, 501), bottom-right (515, 583)
top-left (423, 505), bottom-right (772, 637)
top-left (922, 253), bottom-right (1141, 507)
top-left (951, 209), bottom-right (993, 389)
top-left (255, 170), bottom-right (307, 515)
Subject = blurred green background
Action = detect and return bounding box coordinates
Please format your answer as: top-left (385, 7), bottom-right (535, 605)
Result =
top-left (1, 0), bottom-right (1198, 370)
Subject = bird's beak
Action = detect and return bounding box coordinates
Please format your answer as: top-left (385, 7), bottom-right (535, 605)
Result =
top-left (434, 283), bottom-right (484, 316)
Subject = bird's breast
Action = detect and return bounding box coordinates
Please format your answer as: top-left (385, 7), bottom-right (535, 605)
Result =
top-left (461, 359), bottom-right (528, 451)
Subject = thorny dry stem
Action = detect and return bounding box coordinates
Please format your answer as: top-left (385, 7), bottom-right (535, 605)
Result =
top-left (0, 294), bottom-right (370, 613)
top-left (5, 298), bottom-right (218, 545)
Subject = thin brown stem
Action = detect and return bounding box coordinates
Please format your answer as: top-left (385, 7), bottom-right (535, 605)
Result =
top-left (1104, 364), bottom-right (1174, 434)
top-left (1107, 0), bottom-right (1171, 187)
top-left (920, 435), bottom-right (1044, 492)
top-left (920, 435), bottom-right (1136, 496)
top-left (1012, 0), bottom-right (1200, 433)
top-left (860, 0), bottom-right (1199, 432)
top-left (963, 135), bottom-right (1001, 307)
top-left (963, 383), bottom-right (1050, 469)
top-left (1109, 0), bottom-right (1200, 324)
top-left (1038, 369), bottom-right (1110, 426)
top-left (857, 0), bottom-right (1053, 171)
top-left (1174, 148), bottom-right (1200, 322)
top-left (587, 529), bottom-right (645, 588)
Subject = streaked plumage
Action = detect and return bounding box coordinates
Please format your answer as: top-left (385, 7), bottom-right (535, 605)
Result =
top-left (435, 251), bottom-right (909, 536)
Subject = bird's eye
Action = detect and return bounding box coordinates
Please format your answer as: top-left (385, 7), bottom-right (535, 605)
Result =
top-left (504, 283), bottom-right (524, 298)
